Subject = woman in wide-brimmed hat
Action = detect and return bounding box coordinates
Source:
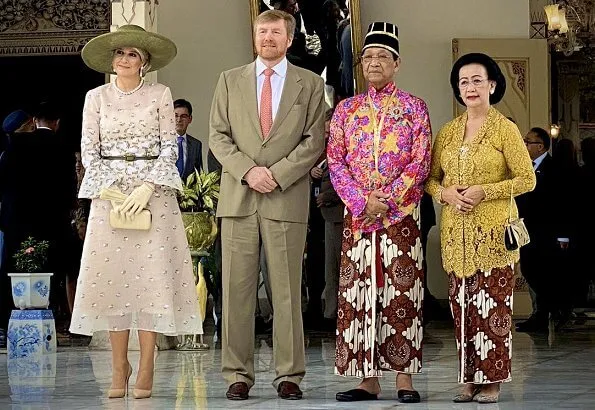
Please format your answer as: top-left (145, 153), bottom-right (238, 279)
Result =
top-left (70, 25), bottom-right (202, 400)
top-left (426, 53), bottom-right (535, 403)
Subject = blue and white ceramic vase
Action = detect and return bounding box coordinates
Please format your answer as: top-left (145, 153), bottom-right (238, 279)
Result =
top-left (7, 309), bottom-right (57, 359)
top-left (8, 273), bottom-right (53, 309)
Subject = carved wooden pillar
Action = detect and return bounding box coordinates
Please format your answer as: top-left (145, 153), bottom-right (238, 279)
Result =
top-left (558, 63), bottom-right (581, 147)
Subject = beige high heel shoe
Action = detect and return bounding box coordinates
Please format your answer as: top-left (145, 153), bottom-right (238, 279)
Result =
top-left (108, 363), bottom-right (132, 398)
top-left (133, 368), bottom-right (154, 399)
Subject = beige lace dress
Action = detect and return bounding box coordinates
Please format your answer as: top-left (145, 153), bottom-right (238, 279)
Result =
top-left (69, 81), bottom-right (202, 336)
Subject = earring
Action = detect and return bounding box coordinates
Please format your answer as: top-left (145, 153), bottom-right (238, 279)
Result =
top-left (490, 89), bottom-right (495, 95)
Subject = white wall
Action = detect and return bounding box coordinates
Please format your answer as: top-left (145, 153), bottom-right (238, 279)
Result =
top-left (158, 0), bottom-right (254, 167)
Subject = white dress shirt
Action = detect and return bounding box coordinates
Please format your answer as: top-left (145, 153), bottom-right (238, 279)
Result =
top-left (256, 57), bottom-right (287, 121)
top-left (533, 151), bottom-right (548, 170)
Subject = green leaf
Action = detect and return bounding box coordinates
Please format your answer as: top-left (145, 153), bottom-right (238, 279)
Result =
top-left (186, 172), bottom-right (196, 187)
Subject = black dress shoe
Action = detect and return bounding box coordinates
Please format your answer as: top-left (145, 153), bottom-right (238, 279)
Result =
top-left (336, 388), bottom-right (378, 402)
top-left (277, 381), bottom-right (303, 400)
top-left (226, 382), bottom-right (249, 400)
top-left (398, 389), bottom-right (421, 403)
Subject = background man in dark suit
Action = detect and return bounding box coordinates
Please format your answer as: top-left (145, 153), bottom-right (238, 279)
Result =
top-left (174, 99), bottom-right (203, 180)
top-left (516, 127), bottom-right (568, 332)
top-left (0, 102), bottom-right (77, 333)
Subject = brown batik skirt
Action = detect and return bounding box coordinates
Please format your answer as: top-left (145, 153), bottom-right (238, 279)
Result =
top-left (448, 265), bottom-right (514, 384)
top-left (335, 212), bottom-right (424, 377)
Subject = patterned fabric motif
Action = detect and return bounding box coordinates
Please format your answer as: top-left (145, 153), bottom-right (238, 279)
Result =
top-left (449, 265), bottom-right (514, 384)
top-left (327, 82), bottom-right (432, 240)
top-left (335, 212), bottom-right (424, 377)
top-left (425, 107), bottom-right (536, 278)
top-left (259, 68), bottom-right (274, 138)
top-left (78, 82), bottom-right (183, 199)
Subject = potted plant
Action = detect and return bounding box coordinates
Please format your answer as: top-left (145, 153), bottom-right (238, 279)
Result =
top-left (176, 169), bottom-right (220, 350)
top-left (8, 237), bottom-right (53, 310)
top-left (178, 169), bottom-right (220, 253)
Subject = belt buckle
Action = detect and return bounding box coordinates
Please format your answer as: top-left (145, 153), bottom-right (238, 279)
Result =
top-left (124, 154), bottom-right (135, 162)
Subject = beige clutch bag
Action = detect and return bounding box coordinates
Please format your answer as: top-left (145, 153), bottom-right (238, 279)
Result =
top-left (99, 188), bottom-right (152, 231)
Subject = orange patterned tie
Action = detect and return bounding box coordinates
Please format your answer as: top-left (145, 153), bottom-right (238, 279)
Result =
top-left (260, 68), bottom-right (274, 138)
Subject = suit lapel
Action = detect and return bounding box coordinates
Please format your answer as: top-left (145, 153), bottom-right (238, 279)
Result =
top-left (266, 63), bottom-right (303, 142)
top-left (184, 137), bottom-right (196, 177)
top-left (239, 62), bottom-right (264, 140)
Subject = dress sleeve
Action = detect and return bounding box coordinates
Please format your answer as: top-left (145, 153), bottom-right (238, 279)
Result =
top-left (425, 125), bottom-right (446, 202)
top-left (481, 120), bottom-right (536, 200)
top-left (145, 86), bottom-right (183, 191)
top-left (327, 101), bottom-right (370, 217)
top-left (78, 89), bottom-right (117, 199)
top-left (384, 99), bottom-right (432, 210)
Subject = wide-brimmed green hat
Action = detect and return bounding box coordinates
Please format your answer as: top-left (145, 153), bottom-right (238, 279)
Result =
top-left (81, 24), bottom-right (177, 74)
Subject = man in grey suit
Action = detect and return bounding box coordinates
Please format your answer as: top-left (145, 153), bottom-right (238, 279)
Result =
top-left (174, 99), bottom-right (203, 180)
top-left (209, 9), bottom-right (325, 402)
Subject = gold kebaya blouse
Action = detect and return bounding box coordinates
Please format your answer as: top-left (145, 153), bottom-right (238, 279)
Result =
top-left (426, 107), bottom-right (536, 278)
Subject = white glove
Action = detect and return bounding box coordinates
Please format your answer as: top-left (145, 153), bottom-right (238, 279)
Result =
top-left (118, 183), bottom-right (154, 217)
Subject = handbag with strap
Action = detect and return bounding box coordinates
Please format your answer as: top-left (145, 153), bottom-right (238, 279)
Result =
top-left (504, 181), bottom-right (530, 251)
top-left (99, 188), bottom-right (151, 231)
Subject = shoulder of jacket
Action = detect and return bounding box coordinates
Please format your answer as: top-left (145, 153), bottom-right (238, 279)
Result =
top-left (222, 64), bottom-right (251, 77)
top-left (397, 89), bottom-right (427, 108)
top-left (438, 116), bottom-right (461, 135)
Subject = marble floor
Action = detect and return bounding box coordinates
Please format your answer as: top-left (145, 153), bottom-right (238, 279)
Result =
top-left (1, 321), bottom-right (595, 409)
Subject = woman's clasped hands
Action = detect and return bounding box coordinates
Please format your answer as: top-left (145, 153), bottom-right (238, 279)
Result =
top-left (441, 184), bottom-right (485, 214)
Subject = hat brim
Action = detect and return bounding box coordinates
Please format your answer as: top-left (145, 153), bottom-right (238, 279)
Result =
top-left (81, 30), bottom-right (177, 74)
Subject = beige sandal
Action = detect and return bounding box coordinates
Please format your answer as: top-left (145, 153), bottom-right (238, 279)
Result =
top-left (452, 386), bottom-right (481, 403)
top-left (474, 384), bottom-right (500, 403)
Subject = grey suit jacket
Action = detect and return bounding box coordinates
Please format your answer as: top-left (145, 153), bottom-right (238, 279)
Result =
top-left (181, 134), bottom-right (203, 180)
top-left (209, 60), bottom-right (325, 223)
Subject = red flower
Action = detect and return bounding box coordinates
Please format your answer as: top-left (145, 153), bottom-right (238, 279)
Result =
top-left (24, 247), bottom-right (35, 254)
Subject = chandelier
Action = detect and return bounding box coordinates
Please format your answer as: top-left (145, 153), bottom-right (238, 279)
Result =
top-left (544, 0), bottom-right (595, 55)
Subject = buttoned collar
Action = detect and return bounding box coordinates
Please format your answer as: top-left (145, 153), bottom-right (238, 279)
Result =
top-left (256, 56), bottom-right (288, 78)
top-left (368, 81), bottom-right (396, 100)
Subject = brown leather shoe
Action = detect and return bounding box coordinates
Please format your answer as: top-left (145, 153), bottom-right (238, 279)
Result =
top-left (277, 381), bottom-right (303, 400)
top-left (226, 382), bottom-right (249, 400)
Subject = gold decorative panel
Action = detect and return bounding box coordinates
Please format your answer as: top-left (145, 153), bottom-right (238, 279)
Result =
top-left (0, 0), bottom-right (111, 56)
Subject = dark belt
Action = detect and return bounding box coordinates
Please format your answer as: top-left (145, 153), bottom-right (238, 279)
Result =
top-left (101, 154), bottom-right (159, 161)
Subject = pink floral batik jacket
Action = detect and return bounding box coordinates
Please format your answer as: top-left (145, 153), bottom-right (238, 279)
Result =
top-left (327, 82), bottom-right (432, 239)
